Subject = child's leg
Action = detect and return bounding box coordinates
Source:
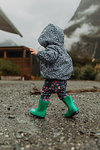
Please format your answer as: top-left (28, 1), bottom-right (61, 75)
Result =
top-left (30, 80), bottom-right (52, 118)
top-left (56, 80), bottom-right (79, 118)
top-left (41, 80), bottom-right (52, 101)
top-left (56, 80), bottom-right (68, 100)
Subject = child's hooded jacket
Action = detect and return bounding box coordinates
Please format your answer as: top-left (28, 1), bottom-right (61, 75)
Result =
top-left (37, 24), bottom-right (73, 80)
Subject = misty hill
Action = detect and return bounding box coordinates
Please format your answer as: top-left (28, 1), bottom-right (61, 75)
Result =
top-left (64, 0), bottom-right (100, 59)
top-left (0, 40), bottom-right (17, 47)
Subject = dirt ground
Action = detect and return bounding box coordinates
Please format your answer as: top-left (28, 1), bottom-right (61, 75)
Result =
top-left (0, 80), bottom-right (100, 150)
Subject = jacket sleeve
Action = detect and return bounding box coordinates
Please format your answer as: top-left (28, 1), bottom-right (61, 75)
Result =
top-left (37, 45), bottom-right (58, 63)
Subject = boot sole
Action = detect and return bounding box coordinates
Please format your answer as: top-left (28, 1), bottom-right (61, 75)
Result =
top-left (29, 111), bottom-right (45, 119)
top-left (65, 110), bottom-right (79, 118)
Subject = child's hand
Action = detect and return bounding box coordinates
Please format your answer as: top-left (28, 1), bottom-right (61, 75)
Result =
top-left (29, 48), bottom-right (38, 56)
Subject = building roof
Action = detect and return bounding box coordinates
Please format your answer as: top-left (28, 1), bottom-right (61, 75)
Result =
top-left (0, 46), bottom-right (29, 51)
top-left (0, 8), bottom-right (23, 37)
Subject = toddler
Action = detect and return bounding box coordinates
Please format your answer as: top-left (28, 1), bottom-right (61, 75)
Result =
top-left (29, 24), bottom-right (79, 118)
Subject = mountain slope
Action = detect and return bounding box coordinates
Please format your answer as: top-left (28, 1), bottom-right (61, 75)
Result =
top-left (0, 40), bottom-right (17, 47)
top-left (64, 0), bottom-right (100, 59)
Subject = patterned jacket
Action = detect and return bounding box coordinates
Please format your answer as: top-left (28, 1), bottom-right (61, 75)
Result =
top-left (37, 24), bottom-right (73, 80)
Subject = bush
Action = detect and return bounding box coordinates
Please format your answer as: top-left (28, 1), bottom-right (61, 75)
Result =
top-left (68, 50), bottom-right (91, 67)
top-left (0, 59), bottom-right (20, 75)
top-left (80, 65), bottom-right (96, 80)
top-left (95, 73), bottom-right (100, 81)
top-left (94, 64), bottom-right (100, 73)
top-left (71, 66), bottom-right (80, 79)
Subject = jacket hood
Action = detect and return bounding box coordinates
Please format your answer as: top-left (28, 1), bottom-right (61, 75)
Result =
top-left (38, 24), bottom-right (64, 48)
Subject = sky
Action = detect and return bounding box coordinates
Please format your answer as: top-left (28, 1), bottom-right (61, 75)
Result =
top-left (0, 0), bottom-right (81, 49)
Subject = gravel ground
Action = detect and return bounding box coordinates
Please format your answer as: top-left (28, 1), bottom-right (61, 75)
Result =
top-left (0, 80), bottom-right (100, 150)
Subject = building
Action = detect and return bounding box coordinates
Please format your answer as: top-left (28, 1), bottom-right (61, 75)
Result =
top-left (0, 46), bottom-right (40, 79)
top-left (0, 7), bottom-right (22, 37)
top-left (0, 8), bottom-right (40, 79)
top-left (0, 46), bottom-right (31, 79)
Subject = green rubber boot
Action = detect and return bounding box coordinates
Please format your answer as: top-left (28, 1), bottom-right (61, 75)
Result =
top-left (62, 95), bottom-right (79, 118)
top-left (30, 98), bottom-right (49, 118)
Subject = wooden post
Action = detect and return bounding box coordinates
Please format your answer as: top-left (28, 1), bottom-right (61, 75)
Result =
top-left (4, 50), bottom-right (7, 59)
top-left (30, 53), bottom-right (32, 76)
top-left (23, 49), bottom-right (26, 58)
top-left (22, 48), bottom-right (25, 80)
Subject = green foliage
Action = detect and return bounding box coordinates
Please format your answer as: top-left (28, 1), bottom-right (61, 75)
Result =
top-left (71, 67), bottom-right (80, 79)
top-left (95, 73), bottom-right (100, 81)
top-left (67, 50), bottom-right (100, 81)
top-left (80, 65), bottom-right (96, 80)
top-left (0, 59), bottom-right (20, 75)
top-left (68, 50), bottom-right (91, 67)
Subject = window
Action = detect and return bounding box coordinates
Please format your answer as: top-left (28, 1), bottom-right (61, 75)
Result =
top-left (26, 50), bottom-right (30, 58)
top-left (7, 50), bottom-right (23, 58)
top-left (0, 51), bottom-right (4, 58)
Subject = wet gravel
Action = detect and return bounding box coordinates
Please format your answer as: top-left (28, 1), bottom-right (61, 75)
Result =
top-left (0, 80), bottom-right (100, 150)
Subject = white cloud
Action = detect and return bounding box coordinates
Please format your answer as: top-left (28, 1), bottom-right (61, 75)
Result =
top-left (66, 5), bottom-right (99, 29)
top-left (66, 16), bottom-right (86, 29)
top-left (64, 4), bottom-right (99, 50)
top-left (64, 23), bottom-right (98, 50)
top-left (78, 5), bottom-right (99, 16)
